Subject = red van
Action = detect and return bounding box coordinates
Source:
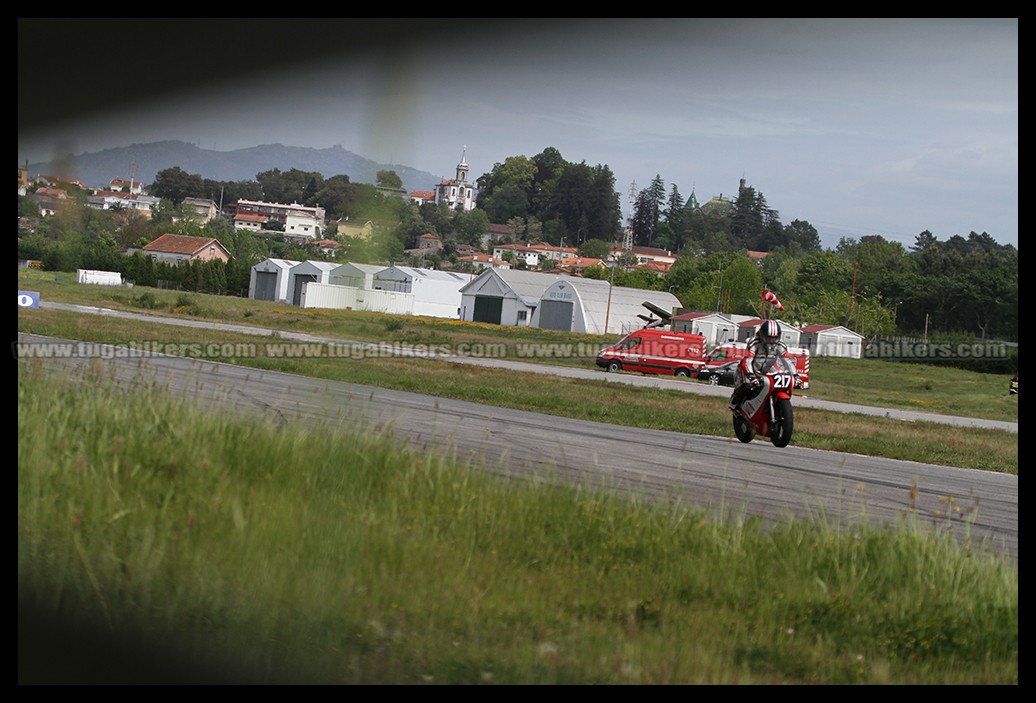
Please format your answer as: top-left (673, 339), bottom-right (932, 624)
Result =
top-left (784, 346), bottom-right (811, 389)
top-left (596, 328), bottom-right (707, 378)
top-left (702, 342), bottom-right (810, 389)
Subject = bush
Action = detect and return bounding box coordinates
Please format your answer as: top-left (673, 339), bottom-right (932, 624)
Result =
top-left (135, 292), bottom-right (162, 310)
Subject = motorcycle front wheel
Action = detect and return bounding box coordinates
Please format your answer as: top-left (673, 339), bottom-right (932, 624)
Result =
top-left (733, 412), bottom-right (755, 443)
top-left (769, 397), bottom-right (794, 448)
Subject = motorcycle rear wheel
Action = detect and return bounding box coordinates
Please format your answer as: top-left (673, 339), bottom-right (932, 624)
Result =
top-left (769, 397), bottom-right (794, 448)
top-left (733, 412), bottom-right (755, 443)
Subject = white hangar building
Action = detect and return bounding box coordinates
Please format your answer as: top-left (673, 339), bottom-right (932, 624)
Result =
top-left (329, 262), bottom-right (387, 289)
top-left (459, 268), bottom-right (570, 327)
top-left (249, 258), bottom-right (301, 303)
top-left (286, 260), bottom-right (339, 306)
top-left (532, 278), bottom-right (683, 336)
top-left (372, 266), bottom-right (475, 319)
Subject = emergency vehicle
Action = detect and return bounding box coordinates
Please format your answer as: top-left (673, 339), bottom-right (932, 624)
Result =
top-left (596, 328), bottom-right (708, 378)
top-left (701, 342), bottom-right (811, 389)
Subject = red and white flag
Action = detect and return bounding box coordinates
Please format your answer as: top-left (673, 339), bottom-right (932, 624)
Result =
top-left (761, 289), bottom-right (784, 311)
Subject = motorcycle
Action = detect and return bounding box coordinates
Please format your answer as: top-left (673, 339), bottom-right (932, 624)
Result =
top-left (731, 354), bottom-right (796, 448)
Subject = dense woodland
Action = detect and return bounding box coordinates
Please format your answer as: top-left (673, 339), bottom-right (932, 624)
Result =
top-left (18, 146), bottom-right (1017, 345)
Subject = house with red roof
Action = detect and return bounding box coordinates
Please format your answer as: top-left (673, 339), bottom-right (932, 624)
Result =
top-left (133, 233), bottom-right (231, 265)
top-left (461, 254), bottom-right (511, 271)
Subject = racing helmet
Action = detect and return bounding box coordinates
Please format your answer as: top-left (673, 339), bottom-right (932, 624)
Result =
top-left (756, 319), bottom-right (782, 346)
top-left (753, 319), bottom-right (783, 370)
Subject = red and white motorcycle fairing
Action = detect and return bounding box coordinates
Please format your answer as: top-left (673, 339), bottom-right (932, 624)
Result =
top-left (731, 354), bottom-right (796, 448)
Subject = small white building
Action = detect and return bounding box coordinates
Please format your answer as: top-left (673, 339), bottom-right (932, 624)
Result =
top-left (532, 278), bottom-right (683, 336)
top-left (182, 197), bottom-right (219, 223)
top-left (735, 318), bottom-right (803, 346)
top-left (234, 213), bottom-right (267, 231)
top-left (800, 325), bottom-right (865, 359)
top-left (373, 266), bottom-right (475, 319)
top-left (76, 269), bottom-right (122, 286)
top-left (285, 210), bottom-right (323, 240)
top-left (460, 254), bottom-right (510, 271)
top-left (249, 258), bottom-right (301, 303)
top-left (671, 312), bottom-right (739, 348)
top-left (287, 260), bottom-right (339, 306)
top-left (491, 243), bottom-right (542, 268)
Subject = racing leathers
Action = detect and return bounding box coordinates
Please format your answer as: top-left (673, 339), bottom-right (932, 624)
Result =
top-left (728, 337), bottom-right (789, 411)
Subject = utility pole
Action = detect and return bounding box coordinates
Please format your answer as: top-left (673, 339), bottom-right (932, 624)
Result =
top-left (847, 257), bottom-right (858, 326)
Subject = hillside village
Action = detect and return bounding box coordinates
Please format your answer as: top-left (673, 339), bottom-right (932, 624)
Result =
top-left (18, 153), bottom-right (681, 278)
top-left (15, 152), bottom-right (909, 358)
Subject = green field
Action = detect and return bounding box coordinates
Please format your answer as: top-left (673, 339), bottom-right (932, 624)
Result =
top-left (16, 268), bottom-right (1019, 473)
top-left (17, 270), bottom-right (1017, 684)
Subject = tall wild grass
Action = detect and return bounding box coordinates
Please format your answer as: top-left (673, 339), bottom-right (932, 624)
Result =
top-left (18, 365), bottom-right (1017, 684)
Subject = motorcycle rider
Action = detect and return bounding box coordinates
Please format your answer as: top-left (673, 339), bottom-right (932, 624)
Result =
top-left (729, 319), bottom-right (789, 411)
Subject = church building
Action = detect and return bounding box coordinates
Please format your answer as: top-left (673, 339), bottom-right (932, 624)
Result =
top-left (434, 147), bottom-right (476, 212)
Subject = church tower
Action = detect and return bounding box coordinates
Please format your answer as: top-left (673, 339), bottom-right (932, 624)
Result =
top-left (434, 146), bottom-right (476, 212)
top-left (456, 146), bottom-right (469, 185)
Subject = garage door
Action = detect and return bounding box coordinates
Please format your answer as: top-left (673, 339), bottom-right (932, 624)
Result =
top-left (254, 271), bottom-right (277, 301)
top-left (292, 274), bottom-right (318, 305)
top-left (472, 296), bottom-right (503, 324)
top-left (538, 299), bottom-right (573, 331)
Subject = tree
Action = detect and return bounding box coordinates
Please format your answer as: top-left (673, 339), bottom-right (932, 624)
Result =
top-left (783, 219), bottom-right (821, 252)
top-left (530, 147), bottom-right (566, 213)
top-left (475, 155), bottom-right (536, 219)
top-left (124, 252), bottom-right (156, 287)
top-left (664, 184), bottom-right (685, 249)
top-left (149, 167), bottom-right (205, 204)
top-left (615, 250), bottom-right (639, 270)
top-left (587, 164), bottom-right (622, 242)
top-left (506, 216), bottom-right (542, 244)
top-left (730, 186), bottom-right (772, 249)
top-left (453, 208), bottom-right (490, 248)
top-left (18, 195), bottom-right (38, 218)
top-left (795, 250), bottom-right (853, 307)
top-left (549, 162), bottom-right (596, 244)
top-left (579, 238), bottom-right (612, 260)
top-left (256, 168), bottom-right (324, 205)
top-left (630, 175), bottom-right (666, 247)
top-left (479, 182), bottom-right (530, 223)
top-left (720, 257), bottom-right (764, 315)
top-left (376, 170), bottom-right (403, 189)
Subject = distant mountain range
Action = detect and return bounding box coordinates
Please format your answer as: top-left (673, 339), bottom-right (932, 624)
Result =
top-left (23, 141), bottom-right (443, 196)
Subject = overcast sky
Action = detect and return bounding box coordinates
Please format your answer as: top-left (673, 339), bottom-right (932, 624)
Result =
top-left (19, 18), bottom-right (1017, 250)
